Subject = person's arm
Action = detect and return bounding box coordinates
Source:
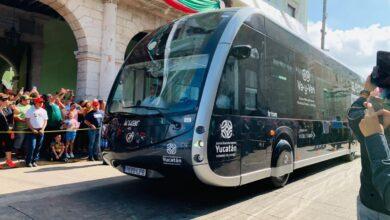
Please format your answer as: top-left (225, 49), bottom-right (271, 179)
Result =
top-left (40, 120), bottom-right (47, 134)
top-left (70, 121), bottom-right (76, 130)
top-left (56, 97), bottom-right (65, 109)
top-left (13, 109), bottom-right (24, 123)
top-left (11, 104), bottom-right (19, 115)
top-left (30, 87), bottom-right (39, 97)
top-left (84, 120), bottom-right (96, 130)
top-left (84, 113), bottom-right (96, 130)
top-left (14, 115), bottom-right (25, 123)
top-left (359, 102), bottom-right (390, 211)
top-left (39, 111), bottom-right (48, 134)
top-left (365, 134), bottom-right (390, 211)
top-left (57, 93), bottom-right (66, 101)
top-left (51, 146), bottom-right (59, 159)
top-left (58, 145), bottom-right (64, 157)
top-left (348, 97), bottom-right (367, 140)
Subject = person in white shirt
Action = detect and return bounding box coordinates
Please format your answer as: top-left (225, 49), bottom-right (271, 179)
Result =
top-left (25, 97), bottom-right (48, 167)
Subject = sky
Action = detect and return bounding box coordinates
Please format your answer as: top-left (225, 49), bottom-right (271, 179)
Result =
top-left (307, 0), bottom-right (390, 78)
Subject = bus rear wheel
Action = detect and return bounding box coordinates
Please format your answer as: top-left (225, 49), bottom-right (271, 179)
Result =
top-left (271, 149), bottom-right (292, 188)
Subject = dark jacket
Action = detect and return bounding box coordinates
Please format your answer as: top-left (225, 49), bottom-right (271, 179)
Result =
top-left (0, 110), bottom-right (9, 131)
top-left (348, 97), bottom-right (390, 215)
top-left (0, 107), bottom-right (13, 131)
top-left (365, 134), bottom-right (390, 211)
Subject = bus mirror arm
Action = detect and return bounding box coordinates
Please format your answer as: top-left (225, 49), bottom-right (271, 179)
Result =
top-left (230, 45), bottom-right (252, 60)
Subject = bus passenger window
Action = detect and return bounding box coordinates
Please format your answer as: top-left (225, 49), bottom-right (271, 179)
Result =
top-left (214, 56), bottom-right (239, 114)
top-left (245, 70), bottom-right (258, 111)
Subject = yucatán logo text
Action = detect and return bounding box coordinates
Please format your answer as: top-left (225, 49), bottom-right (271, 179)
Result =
top-left (215, 120), bottom-right (237, 158)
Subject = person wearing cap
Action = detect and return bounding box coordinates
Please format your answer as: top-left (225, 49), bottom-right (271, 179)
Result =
top-left (25, 97), bottom-right (48, 167)
top-left (0, 93), bottom-right (17, 168)
top-left (13, 95), bottom-right (31, 158)
top-left (44, 94), bottom-right (63, 158)
top-left (84, 100), bottom-right (104, 161)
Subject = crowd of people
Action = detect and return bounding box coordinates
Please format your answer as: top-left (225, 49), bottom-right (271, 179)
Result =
top-left (0, 87), bottom-right (106, 169)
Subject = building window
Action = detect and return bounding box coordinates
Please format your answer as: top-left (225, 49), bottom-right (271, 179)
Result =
top-left (287, 4), bottom-right (296, 18)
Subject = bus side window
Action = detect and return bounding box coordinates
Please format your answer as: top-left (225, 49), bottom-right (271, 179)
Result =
top-left (265, 38), bottom-right (295, 118)
top-left (214, 23), bottom-right (267, 116)
top-left (214, 56), bottom-right (239, 115)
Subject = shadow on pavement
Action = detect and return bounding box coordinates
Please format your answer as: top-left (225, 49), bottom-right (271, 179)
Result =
top-left (0, 156), bottom-right (358, 219)
top-left (24, 164), bottom-right (101, 173)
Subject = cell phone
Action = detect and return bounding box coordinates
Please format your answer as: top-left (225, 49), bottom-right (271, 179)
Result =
top-left (368, 96), bottom-right (385, 124)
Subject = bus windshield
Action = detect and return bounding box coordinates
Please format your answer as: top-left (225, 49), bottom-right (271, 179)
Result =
top-left (108, 11), bottom-right (234, 115)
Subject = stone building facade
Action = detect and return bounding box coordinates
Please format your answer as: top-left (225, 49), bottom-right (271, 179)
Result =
top-left (38, 0), bottom-right (183, 100)
top-left (0, 0), bottom-right (307, 100)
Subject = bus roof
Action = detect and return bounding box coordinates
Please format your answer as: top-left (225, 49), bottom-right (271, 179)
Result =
top-left (181, 5), bottom-right (362, 82)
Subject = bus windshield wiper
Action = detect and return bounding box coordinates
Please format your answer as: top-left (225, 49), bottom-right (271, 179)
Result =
top-left (109, 111), bottom-right (137, 116)
top-left (124, 105), bottom-right (181, 129)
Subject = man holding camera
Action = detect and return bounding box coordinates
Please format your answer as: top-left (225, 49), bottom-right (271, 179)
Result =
top-left (349, 51), bottom-right (390, 219)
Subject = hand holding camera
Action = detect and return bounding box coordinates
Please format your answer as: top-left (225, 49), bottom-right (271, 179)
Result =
top-left (355, 51), bottom-right (390, 137)
top-left (359, 102), bottom-right (384, 137)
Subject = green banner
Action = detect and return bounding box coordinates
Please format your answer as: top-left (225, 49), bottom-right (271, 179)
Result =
top-left (178, 0), bottom-right (222, 12)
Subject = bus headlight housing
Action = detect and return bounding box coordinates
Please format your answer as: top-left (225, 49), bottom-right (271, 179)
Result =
top-left (193, 140), bottom-right (204, 147)
top-left (194, 154), bottom-right (204, 162)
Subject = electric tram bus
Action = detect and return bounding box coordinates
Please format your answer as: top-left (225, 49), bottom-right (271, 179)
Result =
top-left (102, 7), bottom-right (362, 187)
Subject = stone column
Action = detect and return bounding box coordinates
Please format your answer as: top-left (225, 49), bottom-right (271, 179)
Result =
top-left (76, 51), bottom-right (101, 101)
top-left (98, 0), bottom-right (118, 100)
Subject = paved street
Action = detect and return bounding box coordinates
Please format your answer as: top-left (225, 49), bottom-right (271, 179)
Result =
top-left (0, 156), bottom-right (360, 220)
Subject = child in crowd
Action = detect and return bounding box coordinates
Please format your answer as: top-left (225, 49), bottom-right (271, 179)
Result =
top-left (50, 134), bottom-right (68, 162)
top-left (62, 111), bottom-right (79, 158)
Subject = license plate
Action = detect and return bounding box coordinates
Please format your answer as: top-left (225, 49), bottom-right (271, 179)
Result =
top-left (124, 166), bottom-right (146, 177)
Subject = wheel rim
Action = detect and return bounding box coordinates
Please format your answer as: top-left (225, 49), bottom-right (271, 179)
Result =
top-left (276, 150), bottom-right (292, 183)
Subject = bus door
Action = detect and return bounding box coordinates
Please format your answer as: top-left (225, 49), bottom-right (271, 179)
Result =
top-left (208, 53), bottom-right (242, 177)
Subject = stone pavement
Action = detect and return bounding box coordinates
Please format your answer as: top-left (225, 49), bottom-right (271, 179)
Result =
top-left (0, 157), bottom-right (360, 220)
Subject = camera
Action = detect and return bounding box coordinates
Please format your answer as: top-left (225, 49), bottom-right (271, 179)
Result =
top-left (371, 51), bottom-right (390, 89)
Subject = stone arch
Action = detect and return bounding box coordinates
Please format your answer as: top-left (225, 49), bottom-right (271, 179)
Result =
top-left (39, 0), bottom-right (88, 52)
top-left (37, 0), bottom-right (99, 99)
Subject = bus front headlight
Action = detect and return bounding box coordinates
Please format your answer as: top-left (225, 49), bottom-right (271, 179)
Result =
top-left (193, 140), bottom-right (204, 148)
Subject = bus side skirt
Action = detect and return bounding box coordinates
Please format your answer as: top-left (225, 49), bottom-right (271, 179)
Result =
top-left (294, 148), bottom-right (351, 169)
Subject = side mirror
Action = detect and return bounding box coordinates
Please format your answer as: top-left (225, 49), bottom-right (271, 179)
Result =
top-left (230, 45), bottom-right (252, 60)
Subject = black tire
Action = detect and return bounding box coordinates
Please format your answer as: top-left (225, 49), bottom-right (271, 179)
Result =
top-left (345, 151), bottom-right (355, 162)
top-left (271, 148), bottom-right (293, 188)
